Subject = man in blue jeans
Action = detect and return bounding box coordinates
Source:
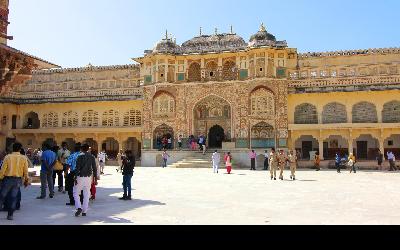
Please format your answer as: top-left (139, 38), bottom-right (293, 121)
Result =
top-left (37, 143), bottom-right (57, 199)
top-left (119, 151), bottom-right (135, 201)
top-left (0, 143), bottom-right (30, 220)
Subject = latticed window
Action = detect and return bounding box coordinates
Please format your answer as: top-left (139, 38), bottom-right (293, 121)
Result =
top-left (82, 110), bottom-right (99, 127)
top-left (62, 111), bottom-right (78, 127)
top-left (251, 88), bottom-right (275, 116)
top-left (42, 112), bottom-right (59, 128)
top-left (123, 109), bottom-right (142, 127)
top-left (153, 93), bottom-right (175, 118)
top-left (102, 110), bottom-right (120, 127)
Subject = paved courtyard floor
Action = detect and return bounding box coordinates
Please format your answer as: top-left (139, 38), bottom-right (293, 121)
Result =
top-left (1, 167), bottom-right (400, 225)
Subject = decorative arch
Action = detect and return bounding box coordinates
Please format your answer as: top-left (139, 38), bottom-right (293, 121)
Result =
top-left (205, 60), bottom-right (218, 81)
top-left (294, 103), bottom-right (318, 124)
top-left (153, 92), bottom-right (175, 118)
top-left (352, 102), bottom-right (378, 123)
top-left (62, 111), bottom-right (79, 127)
top-left (322, 102), bottom-right (347, 124)
top-left (42, 112), bottom-right (58, 128)
top-left (24, 111), bottom-right (40, 129)
top-left (188, 62), bottom-right (201, 82)
top-left (382, 101), bottom-right (400, 123)
top-left (250, 87), bottom-right (275, 116)
top-left (153, 124), bottom-right (174, 150)
top-left (251, 122), bottom-right (275, 148)
top-left (222, 60), bottom-right (236, 80)
top-left (82, 110), bottom-right (99, 127)
top-left (123, 109), bottom-right (142, 127)
top-left (102, 110), bottom-right (120, 127)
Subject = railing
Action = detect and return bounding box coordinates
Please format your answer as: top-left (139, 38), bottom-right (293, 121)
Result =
top-left (289, 75), bottom-right (400, 88)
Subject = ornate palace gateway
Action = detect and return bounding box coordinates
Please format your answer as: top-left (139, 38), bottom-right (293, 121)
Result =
top-left (1, 1), bottom-right (400, 167)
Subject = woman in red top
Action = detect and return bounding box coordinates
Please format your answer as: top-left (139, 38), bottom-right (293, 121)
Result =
top-left (225, 152), bottom-right (233, 174)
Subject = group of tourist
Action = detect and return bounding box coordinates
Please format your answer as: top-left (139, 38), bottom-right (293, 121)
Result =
top-left (0, 140), bottom-right (136, 220)
top-left (188, 135), bottom-right (207, 154)
top-left (156, 136), bottom-right (173, 151)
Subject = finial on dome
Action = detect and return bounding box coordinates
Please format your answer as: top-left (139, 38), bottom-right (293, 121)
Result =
top-left (200, 27), bottom-right (202, 36)
top-left (230, 25), bottom-right (234, 34)
top-left (215, 28), bottom-right (218, 35)
top-left (165, 30), bottom-right (168, 40)
top-left (260, 22), bottom-right (266, 32)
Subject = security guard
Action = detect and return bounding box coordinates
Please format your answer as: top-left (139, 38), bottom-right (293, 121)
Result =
top-left (269, 148), bottom-right (278, 180)
top-left (288, 150), bottom-right (297, 180)
top-left (278, 149), bottom-right (288, 180)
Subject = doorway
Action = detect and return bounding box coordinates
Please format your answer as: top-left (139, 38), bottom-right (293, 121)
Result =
top-left (302, 141), bottom-right (313, 159)
top-left (209, 125), bottom-right (224, 148)
top-left (357, 141), bottom-right (368, 160)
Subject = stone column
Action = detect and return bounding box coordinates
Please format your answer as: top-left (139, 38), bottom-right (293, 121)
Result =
top-left (348, 130), bottom-right (354, 156)
top-left (164, 62), bottom-right (168, 83)
top-left (318, 138), bottom-right (324, 161)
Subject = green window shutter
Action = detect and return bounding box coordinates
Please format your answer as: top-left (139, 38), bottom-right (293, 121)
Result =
top-left (177, 73), bottom-right (185, 81)
top-left (144, 76), bottom-right (152, 84)
top-left (239, 69), bottom-right (248, 80)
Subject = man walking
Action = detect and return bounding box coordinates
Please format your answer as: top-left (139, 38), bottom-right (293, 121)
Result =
top-left (387, 151), bottom-right (397, 171)
top-left (335, 153), bottom-right (341, 173)
top-left (98, 150), bottom-right (107, 175)
top-left (74, 144), bottom-right (97, 217)
top-left (288, 150), bottom-right (297, 180)
top-left (0, 143), bottom-right (30, 220)
top-left (263, 150), bottom-right (269, 170)
top-left (269, 148), bottom-right (278, 180)
top-left (249, 150), bottom-right (257, 171)
top-left (212, 150), bottom-right (221, 174)
top-left (37, 143), bottom-right (56, 199)
top-left (278, 149), bottom-right (288, 180)
top-left (65, 144), bottom-right (82, 206)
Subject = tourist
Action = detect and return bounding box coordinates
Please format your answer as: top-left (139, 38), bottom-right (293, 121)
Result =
top-left (116, 150), bottom-right (124, 172)
top-left (377, 150), bottom-right (384, 171)
top-left (162, 137), bottom-right (168, 150)
top-left (178, 135), bottom-right (183, 150)
top-left (198, 135), bottom-right (205, 152)
top-left (288, 150), bottom-right (297, 180)
top-left (387, 151), bottom-right (397, 171)
top-left (156, 136), bottom-right (162, 151)
top-left (90, 150), bottom-right (100, 201)
top-left (190, 135), bottom-right (197, 151)
top-left (119, 150), bottom-right (135, 201)
top-left (269, 148), bottom-right (278, 180)
top-left (52, 145), bottom-right (65, 193)
top-left (335, 153), bottom-right (341, 173)
top-left (98, 150), bottom-right (107, 175)
top-left (212, 150), bottom-right (220, 174)
top-left (278, 149), bottom-right (287, 180)
top-left (37, 143), bottom-right (56, 199)
top-left (225, 152), bottom-right (233, 174)
top-left (65, 144), bottom-right (82, 206)
top-left (0, 143), bottom-right (30, 220)
top-left (162, 150), bottom-right (170, 168)
top-left (58, 142), bottom-right (70, 193)
top-left (73, 144), bottom-right (97, 217)
top-left (202, 143), bottom-right (206, 155)
top-left (349, 153), bottom-right (357, 173)
top-left (249, 150), bottom-right (257, 170)
top-left (167, 137), bottom-right (173, 150)
top-left (263, 150), bottom-right (269, 170)
top-left (314, 152), bottom-right (321, 171)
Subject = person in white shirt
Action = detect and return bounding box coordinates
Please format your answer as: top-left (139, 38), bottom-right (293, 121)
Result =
top-left (212, 150), bottom-right (221, 174)
top-left (263, 150), bottom-right (269, 170)
top-left (97, 150), bottom-right (107, 175)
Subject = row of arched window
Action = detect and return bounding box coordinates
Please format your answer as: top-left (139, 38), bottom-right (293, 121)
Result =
top-left (39, 109), bottom-right (142, 128)
top-left (294, 101), bottom-right (400, 124)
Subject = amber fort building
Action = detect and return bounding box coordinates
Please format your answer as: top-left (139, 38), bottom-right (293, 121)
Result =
top-left (1, 1), bottom-right (400, 167)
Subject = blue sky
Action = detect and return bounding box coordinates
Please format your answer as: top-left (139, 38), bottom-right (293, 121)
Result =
top-left (8, 0), bottom-right (400, 68)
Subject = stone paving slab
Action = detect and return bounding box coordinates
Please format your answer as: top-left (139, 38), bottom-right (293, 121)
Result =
top-left (1, 166), bottom-right (400, 225)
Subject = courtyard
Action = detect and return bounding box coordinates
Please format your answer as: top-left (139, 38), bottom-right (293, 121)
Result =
top-left (1, 166), bottom-right (400, 225)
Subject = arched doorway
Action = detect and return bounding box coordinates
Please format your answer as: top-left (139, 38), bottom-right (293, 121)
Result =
top-left (102, 138), bottom-right (119, 159)
top-left (83, 138), bottom-right (98, 155)
top-left (193, 95), bottom-right (231, 145)
top-left (124, 137), bottom-right (141, 158)
top-left (24, 112), bottom-right (40, 129)
top-left (153, 124), bottom-right (174, 150)
top-left (209, 125), bottom-right (225, 148)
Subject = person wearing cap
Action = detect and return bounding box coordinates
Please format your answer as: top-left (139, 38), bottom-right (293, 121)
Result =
top-left (277, 149), bottom-right (288, 180)
top-left (269, 148), bottom-right (278, 180)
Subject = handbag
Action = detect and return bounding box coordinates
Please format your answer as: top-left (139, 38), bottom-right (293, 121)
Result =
top-left (54, 160), bottom-right (64, 171)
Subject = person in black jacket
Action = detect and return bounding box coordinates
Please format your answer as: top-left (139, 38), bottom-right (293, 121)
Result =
top-left (119, 150), bottom-right (135, 201)
top-left (73, 144), bottom-right (97, 217)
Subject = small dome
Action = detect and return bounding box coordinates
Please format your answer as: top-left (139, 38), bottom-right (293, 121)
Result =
top-left (249, 23), bottom-right (277, 47)
top-left (182, 33), bottom-right (247, 54)
top-left (153, 38), bottom-right (180, 54)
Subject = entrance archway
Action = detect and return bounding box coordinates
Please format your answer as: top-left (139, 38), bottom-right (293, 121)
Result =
top-left (24, 112), bottom-right (40, 129)
top-left (83, 138), bottom-right (98, 155)
top-left (153, 124), bottom-right (174, 150)
top-left (209, 125), bottom-right (225, 148)
top-left (124, 137), bottom-right (141, 158)
top-left (295, 135), bottom-right (319, 160)
top-left (102, 138), bottom-right (119, 159)
top-left (193, 95), bottom-right (231, 144)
